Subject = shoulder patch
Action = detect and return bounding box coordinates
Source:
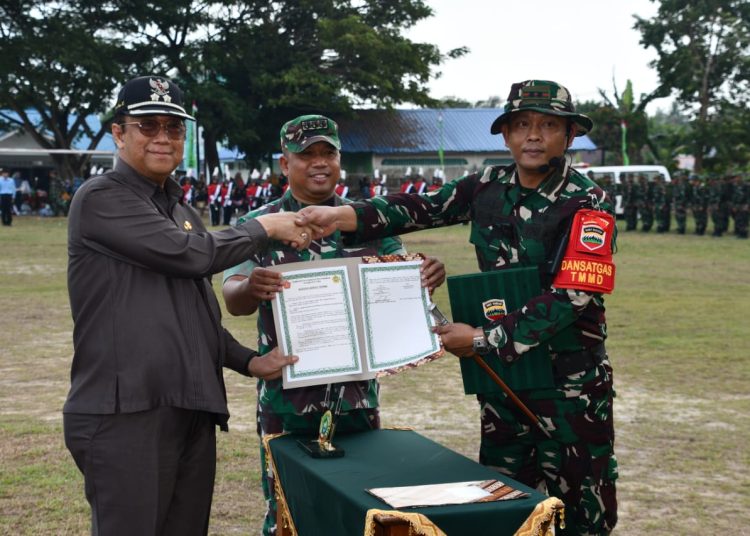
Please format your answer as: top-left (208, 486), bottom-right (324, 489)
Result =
top-left (553, 210), bottom-right (616, 293)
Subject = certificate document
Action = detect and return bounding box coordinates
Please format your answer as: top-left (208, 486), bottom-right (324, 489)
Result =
top-left (276, 267), bottom-right (362, 382)
top-left (360, 261), bottom-right (440, 372)
top-left (271, 257), bottom-right (442, 388)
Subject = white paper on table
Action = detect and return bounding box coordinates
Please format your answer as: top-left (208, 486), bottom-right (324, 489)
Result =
top-left (276, 266), bottom-right (362, 385)
top-left (367, 481), bottom-right (493, 509)
top-left (359, 261), bottom-right (441, 372)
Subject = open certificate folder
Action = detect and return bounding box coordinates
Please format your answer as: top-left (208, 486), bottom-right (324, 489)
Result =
top-left (367, 480), bottom-right (529, 509)
top-left (270, 256), bottom-right (443, 388)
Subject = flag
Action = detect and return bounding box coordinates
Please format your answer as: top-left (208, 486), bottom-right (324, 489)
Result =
top-left (185, 101), bottom-right (197, 171)
top-left (437, 113), bottom-right (445, 171)
top-left (620, 120), bottom-right (630, 166)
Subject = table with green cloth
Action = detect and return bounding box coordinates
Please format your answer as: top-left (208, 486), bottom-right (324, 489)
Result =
top-left (265, 429), bottom-right (561, 536)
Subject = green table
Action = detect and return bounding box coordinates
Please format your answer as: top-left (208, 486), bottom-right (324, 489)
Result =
top-left (267, 429), bottom-right (557, 535)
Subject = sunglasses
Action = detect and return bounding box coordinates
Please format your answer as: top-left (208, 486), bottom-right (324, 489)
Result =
top-left (119, 119), bottom-right (187, 140)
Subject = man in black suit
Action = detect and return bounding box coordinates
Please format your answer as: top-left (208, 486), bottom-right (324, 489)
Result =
top-left (63, 75), bottom-right (312, 536)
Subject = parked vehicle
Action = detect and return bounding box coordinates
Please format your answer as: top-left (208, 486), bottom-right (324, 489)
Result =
top-left (575, 165), bottom-right (672, 215)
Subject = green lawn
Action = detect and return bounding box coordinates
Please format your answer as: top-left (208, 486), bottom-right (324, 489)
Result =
top-left (1, 216), bottom-right (748, 535)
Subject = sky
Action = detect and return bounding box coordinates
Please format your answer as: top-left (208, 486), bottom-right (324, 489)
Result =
top-left (405, 0), bottom-right (671, 113)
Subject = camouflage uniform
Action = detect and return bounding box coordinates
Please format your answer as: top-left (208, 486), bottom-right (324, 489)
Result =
top-left (709, 177), bottom-right (731, 237)
top-left (732, 176), bottom-right (748, 239)
top-left (672, 175), bottom-right (691, 234)
top-left (691, 177), bottom-right (709, 235)
top-left (599, 176), bottom-right (618, 213)
top-left (622, 175), bottom-right (639, 231)
top-left (343, 158), bottom-right (618, 535)
top-left (638, 176), bottom-right (654, 232)
top-left (653, 176), bottom-right (671, 233)
top-left (224, 190), bottom-right (404, 536)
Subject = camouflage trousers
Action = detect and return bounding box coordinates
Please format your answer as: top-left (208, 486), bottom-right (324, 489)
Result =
top-left (478, 360), bottom-right (618, 536)
top-left (257, 407), bottom-right (380, 536)
top-left (624, 206), bottom-right (638, 231)
top-left (640, 206), bottom-right (654, 231)
top-left (693, 208), bottom-right (707, 235)
top-left (711, 205), bottom-right (730, 236)
top-left (656, 204), bottom-right (671, 233)
top-left (675, 206), bottom-right (687, 233)
top-left (734, 208), bottom-right (748, 238)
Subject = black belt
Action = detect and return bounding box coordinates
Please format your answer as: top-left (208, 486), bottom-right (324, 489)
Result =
top-left (552, 343), bottom-right (606, 378)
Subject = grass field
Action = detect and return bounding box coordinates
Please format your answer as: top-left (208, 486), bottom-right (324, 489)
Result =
top-left (1, 216), bottom-right (748, 535)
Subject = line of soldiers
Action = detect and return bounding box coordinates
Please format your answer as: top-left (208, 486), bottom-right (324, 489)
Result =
top-left (598, 173), bottom-right (748, 239)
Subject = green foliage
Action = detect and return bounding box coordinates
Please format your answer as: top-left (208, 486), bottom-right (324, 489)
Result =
top-left (0, 0), bottom-right (460, 175)
top-left (634, 0), bottom-right (750, 172)
top-left (0, 1), bottom-right (134, 178)
top-left (647, 102), bottom-right (693, 172)
top-left (577, 78), bottom-right (662, 166)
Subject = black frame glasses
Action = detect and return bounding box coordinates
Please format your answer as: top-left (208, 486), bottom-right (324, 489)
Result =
top-left (119, 119), bottom-right (187, 140)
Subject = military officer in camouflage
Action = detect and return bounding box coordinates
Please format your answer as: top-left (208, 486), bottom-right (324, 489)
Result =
top-left (691, 175), bottom-right (709, 235)
top-left (654, 174), bottom-right (671, 233)
top-left (672, 172), bottom-right (691, 234)
top-left (298, 81), bottom-right (618, 535)
top-left (221, 115), bottom-right (445, 536)
top-left (732, 174), bottom-right (748, 239)
top-left (622, 173), bottom-right (639, 231)
top-left (638, 174), bottom-right (654, 232)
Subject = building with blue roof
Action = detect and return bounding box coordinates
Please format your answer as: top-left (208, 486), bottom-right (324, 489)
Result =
top-left (1, 108), bottom-right (597, 185)
top-left (332, 108), bottom-right (597, 181)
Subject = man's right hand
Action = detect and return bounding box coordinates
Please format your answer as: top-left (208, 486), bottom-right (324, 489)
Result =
top-left (256, 212), bottom-right (314, 250)
top-left (248, 347), bottom-right (299, 380)
top-left (295, 205), bottom-right (357, 237)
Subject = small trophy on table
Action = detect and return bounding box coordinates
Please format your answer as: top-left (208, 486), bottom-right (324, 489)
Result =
top-left (298, 385), bottom-right (346, 458)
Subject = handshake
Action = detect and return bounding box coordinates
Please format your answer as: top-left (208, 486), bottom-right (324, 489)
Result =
top-left (255, 205), bottom-right (356, 250)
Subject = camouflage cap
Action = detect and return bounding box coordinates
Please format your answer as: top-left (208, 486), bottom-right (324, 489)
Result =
top-left (280, 114), bottom-right (341, 153)
top-left (490, 80), bottom-right (593, 137)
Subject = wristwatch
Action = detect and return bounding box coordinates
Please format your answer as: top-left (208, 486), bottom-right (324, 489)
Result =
top-left (472, 330), bottom-right (490, 355)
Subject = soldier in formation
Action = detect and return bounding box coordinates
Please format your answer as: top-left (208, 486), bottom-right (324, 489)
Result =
top-left (691, 175), bottom-right (709, 235)
top-left (622, 174), bottom-right (639, 231)
top-left (654, 174), bottom-right (671, 233)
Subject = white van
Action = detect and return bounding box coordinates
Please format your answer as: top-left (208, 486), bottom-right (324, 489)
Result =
top-left (574, 165), bottom-right (672, 216)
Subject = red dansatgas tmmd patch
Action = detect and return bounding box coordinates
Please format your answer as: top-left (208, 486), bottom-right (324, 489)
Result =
top-left (553, 210), bottom-right (616, 294)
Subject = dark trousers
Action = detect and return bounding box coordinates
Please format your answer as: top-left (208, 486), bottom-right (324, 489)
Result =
top-left (64, 407), bottom-right (217, 536)
top-left (1, 194), bottom-right (12, 225)
top-left (209, 203), bottom-right (221, 226)
top-left (222, 205), bottom-right (234, 225)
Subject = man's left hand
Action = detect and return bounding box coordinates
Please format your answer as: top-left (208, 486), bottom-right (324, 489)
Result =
top-left (248, 347), bottom-right (299, 380)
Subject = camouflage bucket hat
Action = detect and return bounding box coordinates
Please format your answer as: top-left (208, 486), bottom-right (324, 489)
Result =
top-left (280, 114), bottom-right (341, 153)
top-left (490, 80), bottom-right (593, 137)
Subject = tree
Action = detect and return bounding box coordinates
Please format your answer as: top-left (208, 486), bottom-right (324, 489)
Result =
top-left (0, 0), bottom-right (463, 183)
top-left (634, 0), bottom-right (750, 172)
top-left (0, 1), bottom-right (137, 182)
top-left (577, 79), bottom-right (665, 165)
top-left (195, 0), bottom-right (466, 168)
top-left (648, 102), bottom-right (692, 173)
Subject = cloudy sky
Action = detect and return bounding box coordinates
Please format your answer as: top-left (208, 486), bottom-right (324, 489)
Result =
top-left (406, 0), bottom-right (670, 112)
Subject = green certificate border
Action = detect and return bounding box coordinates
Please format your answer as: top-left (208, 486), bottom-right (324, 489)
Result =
top-left (279, 268), bottom-right (361, 379)
top-left (360, 263), bottom-right (440, 370)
